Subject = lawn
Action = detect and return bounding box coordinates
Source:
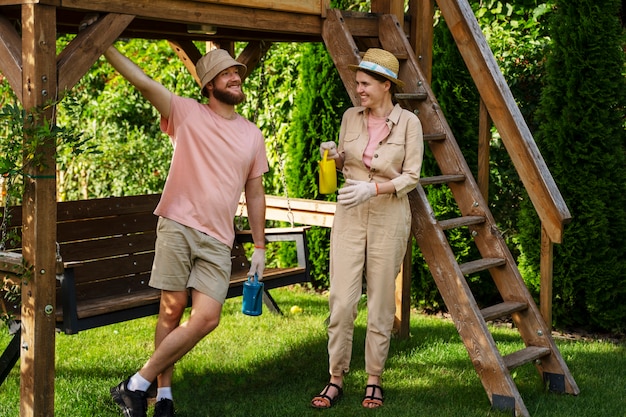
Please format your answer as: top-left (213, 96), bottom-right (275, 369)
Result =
top-left (0, 286), bottom-right (624, 416)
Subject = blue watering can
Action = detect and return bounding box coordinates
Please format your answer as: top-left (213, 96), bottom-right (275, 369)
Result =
top-left (242, 273), bottom-right (264, 316)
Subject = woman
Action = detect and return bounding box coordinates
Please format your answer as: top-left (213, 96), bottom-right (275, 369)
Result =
top-left (311, 48), bottom-right (423, 409)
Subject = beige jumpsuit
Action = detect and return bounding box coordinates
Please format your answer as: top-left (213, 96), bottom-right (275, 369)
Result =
top-left (327, 104), bottom-right (423, 377)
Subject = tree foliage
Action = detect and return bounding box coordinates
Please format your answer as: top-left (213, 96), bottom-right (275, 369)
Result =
top-left (517, 0), bottom-right (626, 332)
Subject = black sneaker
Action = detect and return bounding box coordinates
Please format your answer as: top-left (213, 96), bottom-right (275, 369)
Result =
top-left (110, 378), bottom-right (148, 417)
top-left (153, 398), bottom-right (175, 417)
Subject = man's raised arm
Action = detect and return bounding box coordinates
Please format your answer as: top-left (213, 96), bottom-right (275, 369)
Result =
top-left (104, 46), bottom-right (172, 119)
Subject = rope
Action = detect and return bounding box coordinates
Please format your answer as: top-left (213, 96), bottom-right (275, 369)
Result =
top-left (238, 40), bottom-right (295, 229)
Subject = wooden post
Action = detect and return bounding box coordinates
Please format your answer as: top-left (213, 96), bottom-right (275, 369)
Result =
top-left (540, 225), bottom-right (553, 328)
top-left (478, 98), bottom-right (491, 200)
top-left (408, 0), bottom-right (435, 83)
top-left (20, 4), bottom-right (58, 416)
top-left (371, 0), bottom-right (405, 28)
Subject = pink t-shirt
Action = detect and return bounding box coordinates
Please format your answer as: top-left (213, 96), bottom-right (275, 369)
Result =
top-left (155, 94), bottom-right (268, 247)
top-left (362, 114), bottom-right (390, 168)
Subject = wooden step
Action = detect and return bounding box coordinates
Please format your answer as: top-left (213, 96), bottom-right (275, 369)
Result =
top-left (439, 215), bottom-right (485, 230)
top-left (419, 174), bottom-right (465, 186)
top-left (459, 257), bottom-right (506, 275)
top-left (395, 92), bottom-right (427, 101)
top-left (503, 346), bottom-right (551, 370)
top-left (423, 132), bottom-right (447, 141)
top-left (481, 301), bottom-right (528, 322)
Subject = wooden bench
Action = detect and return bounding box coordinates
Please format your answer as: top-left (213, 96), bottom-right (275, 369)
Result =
top-left (0, 194), bottom-right (309, 383)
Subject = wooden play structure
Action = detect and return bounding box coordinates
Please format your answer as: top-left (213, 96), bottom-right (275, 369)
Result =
top-left (0, 1), bottom-right (579, 416)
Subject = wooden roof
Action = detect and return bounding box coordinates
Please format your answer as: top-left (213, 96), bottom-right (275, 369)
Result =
top-left (0, 0), bottom-right (332, 42)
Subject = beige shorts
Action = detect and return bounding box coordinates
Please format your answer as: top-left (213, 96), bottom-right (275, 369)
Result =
top-left (149, 217), bottom-right (232, 304)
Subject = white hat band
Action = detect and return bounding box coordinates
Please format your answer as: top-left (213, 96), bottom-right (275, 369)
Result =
top-left (358, 60), bottom-right (398, 79)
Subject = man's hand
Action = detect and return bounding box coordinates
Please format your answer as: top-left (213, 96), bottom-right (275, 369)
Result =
top-left (248, 247), bottom-right (266, 280)
top-left (337, 179), bottom-right (377, 209)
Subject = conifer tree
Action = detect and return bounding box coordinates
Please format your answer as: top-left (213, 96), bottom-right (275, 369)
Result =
top-left (518, 0), bottom-right (626, 331)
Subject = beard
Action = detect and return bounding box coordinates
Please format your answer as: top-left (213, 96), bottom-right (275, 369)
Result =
top-left (212, 83), bottom-right (246, 106)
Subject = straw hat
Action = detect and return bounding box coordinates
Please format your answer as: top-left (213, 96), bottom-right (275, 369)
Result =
top-left (348, 48), bottom-right (404, 88)
top-left (196, 49), bottom-right (247, 89)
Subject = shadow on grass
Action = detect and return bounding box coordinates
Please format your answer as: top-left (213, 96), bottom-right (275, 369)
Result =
top-left (2, 287), bottom-right (620, 416)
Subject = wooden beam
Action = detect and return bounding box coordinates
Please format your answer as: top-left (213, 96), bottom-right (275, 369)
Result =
top-left (238, 194), bottom-right (336, 228)
top-left (192, 0), bottom-right (328, 16)
top-left (168, 39), bottom-right (203, 86)
top-left (371, 0), bottom-right (405, 28)
top-left (477, 98), bottom-right (491, 200)
top-left (236, 40), bottom-right (273, 82)
top-left (60, 0), bottom-right (324, 37)
top-left (0, 12), bottom-right (23, 103)
top-left (322, 9), bottom-right (362, 106)
top-left (436, 0), bottom-right (571, 243)
top-left (410, 0), bottom-right (434, 83)
top-left (57, 13), bottom-right (135, 94)
top-left (540, 225), bottom-right (553, 327)
top-left (20, 5), bottom-right (58, 416)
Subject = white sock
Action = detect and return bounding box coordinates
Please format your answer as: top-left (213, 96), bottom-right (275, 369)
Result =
top-left (157, 387), bottom-right (173, 401)
top-left (127, 373), bottom-right (151, 392)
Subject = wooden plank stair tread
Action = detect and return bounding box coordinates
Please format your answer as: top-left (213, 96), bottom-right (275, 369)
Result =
top-left (503, 346), bottom-right (551, 370)
top-left (481, 301), bottom-right (528, 322)
top-left (395, 92), bottom-right (427, 101)
top-left (459, 257), bottom-right (506, 275)
top-left (439, 215), bottom-right (485, 230)
top-left (423, 132), bottom-right (447, 141)
top-left (419, 174), bottom-right (466, 186)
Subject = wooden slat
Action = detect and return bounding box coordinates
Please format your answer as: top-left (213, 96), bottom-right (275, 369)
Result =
top-left (481, 301), bottom-right (527, 322)
top-left (67, 271), bottom-right (154, 302)
top-left (503, 346), bottom-right (551, 370)
top-left (56, 194), bottom-right (160, 221)
top-left (59, 231), bottom-right (156, 263)
top-left (423, 132), bottom-right (447, 141)
top-left (439, 215), bottom-right (485, 230)
top-left (419, 174), bottom-right (465, 186)
top-left (459, 257), bottom-right (506, 276)
top-left (74, 288), bottom-right (161, 319)
top-left (68, 252), bottom-right (155, 284)
top-left (57, 212), bottom-right (158, 242)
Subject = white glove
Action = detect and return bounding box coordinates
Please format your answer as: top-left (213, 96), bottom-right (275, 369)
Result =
top-left (248, 248), bottom-right (266, 280)
top-left (320, 141), bottom-right (340, 160)
top-left (337, 179), bottom-right (377, 209)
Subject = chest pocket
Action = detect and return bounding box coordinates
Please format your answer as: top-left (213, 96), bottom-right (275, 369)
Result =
top-left (378, 134), bottom-right (406, 166)
top-left (342, 132), bottom-right (362, 163)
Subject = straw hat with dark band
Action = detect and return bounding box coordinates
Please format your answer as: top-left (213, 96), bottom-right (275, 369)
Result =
top-left (196, 49), bottom-right (247, 89)
top-left (348, 48), bottom-right (404, 88)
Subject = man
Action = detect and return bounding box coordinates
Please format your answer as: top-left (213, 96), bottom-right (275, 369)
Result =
top-left (103, 44), bottom-right (268, 417)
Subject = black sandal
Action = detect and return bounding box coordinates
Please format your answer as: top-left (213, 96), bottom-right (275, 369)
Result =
top-left (311, 382), bottom-right (343, 409)
top-left (362, 384), bottom-right (384, 408)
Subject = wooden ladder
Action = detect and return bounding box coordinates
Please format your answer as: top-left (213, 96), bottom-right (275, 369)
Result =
top-left (322, 9), bottom-right (579, 417)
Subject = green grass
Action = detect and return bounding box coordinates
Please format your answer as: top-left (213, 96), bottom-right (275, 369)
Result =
top-left (0, 287), bottom-right (624, 417)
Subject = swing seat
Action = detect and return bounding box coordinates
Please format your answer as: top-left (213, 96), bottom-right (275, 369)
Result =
top-left (0, 194), bottom-right (310, 335)
top-left (0, 194), bottom-right (311, 386)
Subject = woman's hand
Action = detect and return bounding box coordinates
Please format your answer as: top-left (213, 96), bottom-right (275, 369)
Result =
top-left (337, 179), bottom-right (377, 208)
